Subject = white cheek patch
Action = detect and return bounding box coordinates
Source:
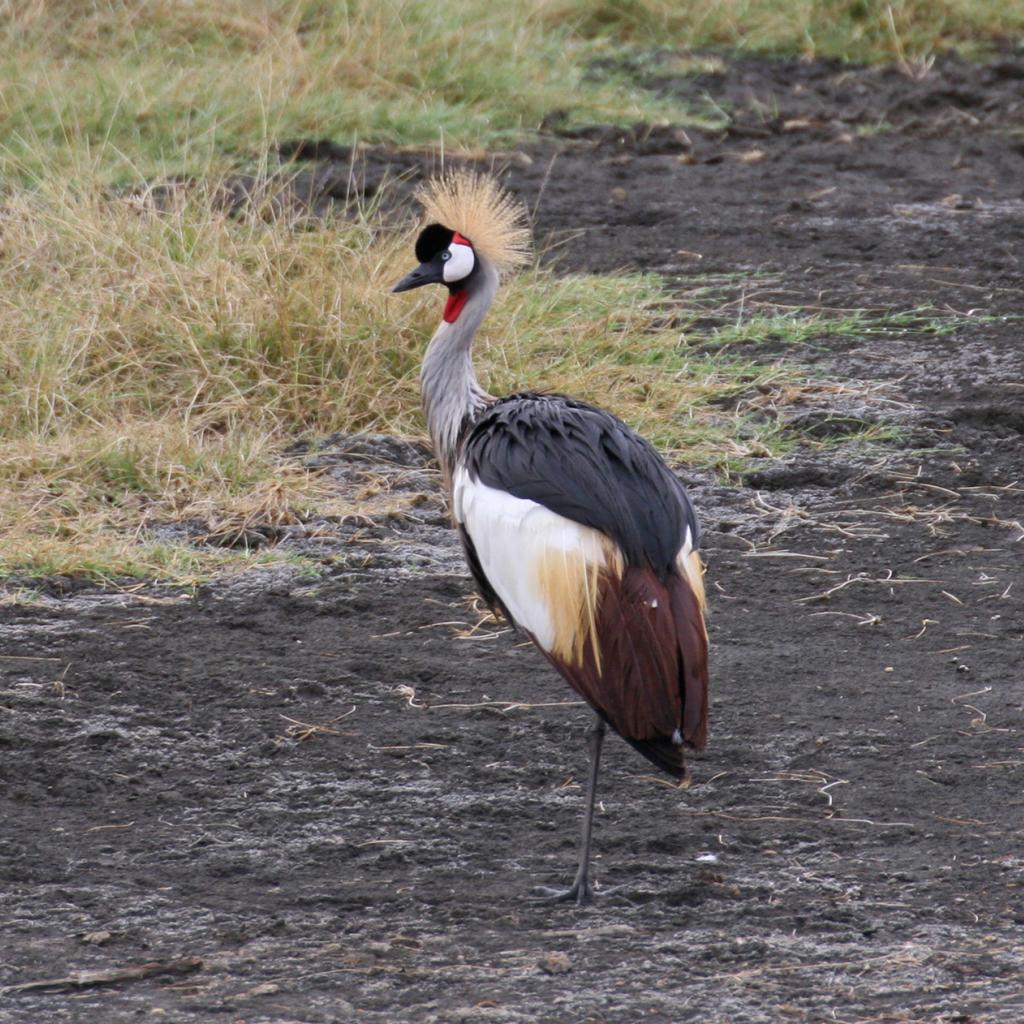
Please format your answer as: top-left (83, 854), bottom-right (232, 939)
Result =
top-left (442, 242), bottom-right (475, 284)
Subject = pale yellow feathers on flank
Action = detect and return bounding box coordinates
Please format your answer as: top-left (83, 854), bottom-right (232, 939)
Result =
top-left (418, 171), bottom-right (532, 271)
top-left (679, 548), bottom-right (708, 643)
top-left (533, 537), bottom-right (623, 670)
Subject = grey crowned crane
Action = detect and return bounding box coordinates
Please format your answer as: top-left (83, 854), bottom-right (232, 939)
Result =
top-left (392, 172), bottom-right (708, 904)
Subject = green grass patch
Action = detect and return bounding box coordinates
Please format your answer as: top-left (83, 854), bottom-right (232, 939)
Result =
top-left (0, 1), bottom-right (699, 185)
top-left (692, 306), bottom-right (970, 350)
top-left (3, 2), bottom-right (1021, 185)
top-left (550, 0), bottom-right (1021, 63)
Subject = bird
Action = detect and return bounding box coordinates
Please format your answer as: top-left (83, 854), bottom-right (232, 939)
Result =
top-left (392, 171), bottom-right (708, 904)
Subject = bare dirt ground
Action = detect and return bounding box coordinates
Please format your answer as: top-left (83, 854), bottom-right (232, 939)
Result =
top-left (2, 55), bottom-right (1023, 1023)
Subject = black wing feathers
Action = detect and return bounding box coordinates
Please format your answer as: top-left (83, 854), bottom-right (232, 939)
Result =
top-left (462, 394), bottom-right (699, 577)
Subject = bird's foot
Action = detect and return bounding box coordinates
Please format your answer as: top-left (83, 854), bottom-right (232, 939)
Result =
top-left (529, 877), bottom-right (615, 906)
top-left (529, 882), bottom-right (594, 906)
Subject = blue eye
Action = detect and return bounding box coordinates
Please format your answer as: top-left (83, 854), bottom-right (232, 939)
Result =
top-left (441, 251), bottom-right (452, 261)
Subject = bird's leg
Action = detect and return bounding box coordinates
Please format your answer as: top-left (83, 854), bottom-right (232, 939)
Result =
top-left (533, 716), bottom-right (606, 906)
top-left (569, 716), bottom-right (607, 903)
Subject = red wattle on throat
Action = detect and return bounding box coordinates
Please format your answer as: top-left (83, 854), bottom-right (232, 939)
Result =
top-left (443, 290), bottom-right (469, 323)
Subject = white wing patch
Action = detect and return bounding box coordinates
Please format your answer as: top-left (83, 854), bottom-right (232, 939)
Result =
top-left (453, 468), bottom-right (622, 665)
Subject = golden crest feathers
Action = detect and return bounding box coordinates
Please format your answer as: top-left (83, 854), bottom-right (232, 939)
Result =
top-left (417, 170), bottom-right (531, 271)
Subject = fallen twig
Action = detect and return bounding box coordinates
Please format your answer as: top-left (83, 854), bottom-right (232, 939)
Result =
top-left (677, 809), bottom-right (914, 828)
top-left (1, 956), bottom-right (202, 996)
top-left (797, 570), bottom-right (943, 604)
top-left (279, 707), bottom-right (355, 742)
top-left (395, 684), bottom-right (582, 714)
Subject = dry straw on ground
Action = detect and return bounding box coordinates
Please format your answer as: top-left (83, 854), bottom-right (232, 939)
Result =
top-left (1, 172), bottom-right (788, 581)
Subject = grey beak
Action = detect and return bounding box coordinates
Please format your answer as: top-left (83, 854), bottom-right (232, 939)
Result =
top-left (392, 263), bottom-right (444, 293)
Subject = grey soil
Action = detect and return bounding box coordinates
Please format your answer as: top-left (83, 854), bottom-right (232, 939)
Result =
top-left (2, 54), bottom-right (1023, 1023)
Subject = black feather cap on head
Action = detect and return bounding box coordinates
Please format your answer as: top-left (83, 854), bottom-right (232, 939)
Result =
top-left (415, 223), bottom-right (455, 263)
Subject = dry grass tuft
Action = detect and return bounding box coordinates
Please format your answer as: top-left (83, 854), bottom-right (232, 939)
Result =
top-left (0, 176), bottom-right (409, 580)
top-left (0, 172), bottom-right (784, 580)
top-left (0, 169), bottom-right (951, 582)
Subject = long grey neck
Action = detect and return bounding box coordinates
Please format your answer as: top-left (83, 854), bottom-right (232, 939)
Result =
top-left (419, 258), bottom-right (499, 477)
